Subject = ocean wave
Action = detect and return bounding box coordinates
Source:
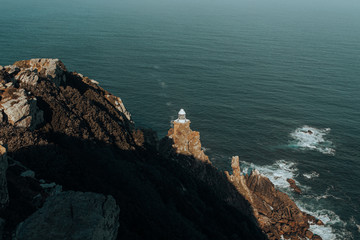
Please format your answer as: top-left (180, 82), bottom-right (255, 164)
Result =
top-left (298, 205), bottom-right (352, 240)
top-left (303, 171), bottom-right (320, 179)
top-left (239, 159), bottom-right (298, 190)
top-left (201, 147), bottom-right (210, 152)
top-left (289, 125), bottom-right (335, 155)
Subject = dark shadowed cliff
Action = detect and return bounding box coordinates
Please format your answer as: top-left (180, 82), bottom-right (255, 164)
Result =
top-left (0, 59), bottom-right (267, 240)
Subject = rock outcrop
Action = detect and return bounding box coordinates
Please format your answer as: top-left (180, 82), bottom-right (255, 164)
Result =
top-left (13, 58), bottom-right (67, 86)
top-left (0, 87), bottom-right (43, 130)
top-left (0, 58), bottom-right (136, 150)
top-left (287, 178), bottom-right (302, 194)
top-left (0, 145), bottom-right (8, 208)
top-left (167, 120), bottom-right (210, 163)
top-left (14, 191), bottom-right (120, 240)
top-left (225, 156), bottom-right (323, 240)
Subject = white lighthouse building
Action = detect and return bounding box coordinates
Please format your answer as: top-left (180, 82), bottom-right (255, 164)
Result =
top-left (174, 108), bottom-right (190, 123)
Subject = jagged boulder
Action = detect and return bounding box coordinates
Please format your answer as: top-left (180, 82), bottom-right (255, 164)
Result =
top-left (287, 178), bottom-right (302, 194)
top-left (15, 69), bottom-right (40, 86)
top-left (0, 87), bottom-right (43, 130)
top-left (0, 145), bottom-right (9, 208)
top-left (14, 191), bottom-right (120, 240)
top-left (13, 58), bottom-right (67, 86)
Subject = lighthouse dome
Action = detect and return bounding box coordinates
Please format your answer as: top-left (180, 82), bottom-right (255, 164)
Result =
top-left (174, 108), bottom-right (189, 123)
top-left (178, 109), bottom-right (186, 115)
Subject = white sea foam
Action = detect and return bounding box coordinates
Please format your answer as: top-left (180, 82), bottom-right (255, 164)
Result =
top-left (303, 171), bottom-right (320, 179)
top-left (239, 159), bottom-right (297, 190)
top-left (290, 125), bottom-right (335, 155)
top-left (201, 147), bottom-right (210, 152)
top-left (298, 205), bottom-right (351, 240)
top-left (310, 185), bottom-right (341, 201)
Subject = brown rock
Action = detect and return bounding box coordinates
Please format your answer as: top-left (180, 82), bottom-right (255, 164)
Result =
top-left (306, 214), bottom-right (316, 223)
top-left (167, 114), bottom-right (210, 164)
top-left (305, 230), bottom-right (314, 239)
top-left (287, 178), bottom-right (302, 194)
top-left (281, 224), bottom-right (291, 233)
top-left (317, 220), bottom-right (324, 225)
top-left (312, 234), bottom-right (323, 240)
top-left (278, 219), bottom-right (288, 224)
top-left (289, 221), bottom-right (296, 228)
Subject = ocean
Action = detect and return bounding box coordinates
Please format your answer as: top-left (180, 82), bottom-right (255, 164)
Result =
top-left (1, 0), bottom-right (359, 238)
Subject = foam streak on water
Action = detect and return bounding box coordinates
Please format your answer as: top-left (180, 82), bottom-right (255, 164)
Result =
top-left (303, 171), bottom-right (320, 179)
top-left (289, 126), bottom-right (335, 155)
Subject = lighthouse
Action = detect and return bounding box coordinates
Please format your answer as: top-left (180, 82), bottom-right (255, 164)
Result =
top-left (174, 108), bottom-right (189, 123)
top-left (167, 108), bottom-right (210, 163)
top-left (172, 108), bottom-right (191, 139)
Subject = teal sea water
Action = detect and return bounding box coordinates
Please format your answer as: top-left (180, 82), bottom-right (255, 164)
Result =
top-left (1, 0), bottom-right (359, 238)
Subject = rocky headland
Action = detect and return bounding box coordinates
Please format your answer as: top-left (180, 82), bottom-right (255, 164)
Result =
top-left (161, 115), bottom-right (324, 240)
top-left (225, 157), bottom-right (323, 240)
top-left (0, 59), bottom-right (325, 239)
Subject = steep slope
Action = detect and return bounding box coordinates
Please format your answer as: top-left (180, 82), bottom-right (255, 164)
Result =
top-left (0, 59), bottom-right (266, 240)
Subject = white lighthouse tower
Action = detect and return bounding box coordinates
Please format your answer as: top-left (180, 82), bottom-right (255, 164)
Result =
top-left (174, 108), bottom-right (189, 123)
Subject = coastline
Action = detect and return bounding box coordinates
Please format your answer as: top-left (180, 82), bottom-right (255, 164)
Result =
top-left (0, 58), bottom-right (329, 239)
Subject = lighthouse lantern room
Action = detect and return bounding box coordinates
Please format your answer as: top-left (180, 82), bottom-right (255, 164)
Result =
top-left (174, 108), bottom-right (189, 123)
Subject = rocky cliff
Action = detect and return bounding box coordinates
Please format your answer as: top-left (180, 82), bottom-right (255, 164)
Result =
top-left (162, 118), bottom-right (326, 239)
top-left (167, 120), bottom-right (210, 164)
top-left (0, 59), bottom-right (266, 239)
top-left (225, 156), bottom-right (324, 240)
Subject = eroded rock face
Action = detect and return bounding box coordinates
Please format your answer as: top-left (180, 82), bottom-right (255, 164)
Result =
top-left (0, 59), bottom-right (135, 148)
top-left (167, 121), bottom-right (210, 163)
top-left (0, 145), bottom-right (9, 208)
top-left (0, 87), bottom-right (43, 130)
top-left (104, 94), bottom-right (132, 122)
top-left (13, 58), bottom-right (67, 86)
top-left (225, 156), bottom-right (323, 240)
top-left (287, 178), bottom-right (302, 194)
top-left (14, 191), bottom-right (120, 240)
